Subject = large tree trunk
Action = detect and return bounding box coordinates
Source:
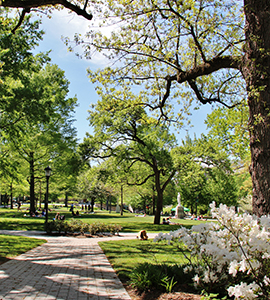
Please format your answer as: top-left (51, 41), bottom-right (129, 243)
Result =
top-left (243, 0), bottom-right (270, 216)
top-left (152, 185), bottom-right (156, 215)
top-left (10, 183), bottom-right (13, 209)
top-left (120, 185), bottom-right (123, 216)
top-left (65, 192), bottom-right (68, 207)
top-left (154, 170), bottom-right (163, 224)
top-left (29, 151), bottom-right (36, 213)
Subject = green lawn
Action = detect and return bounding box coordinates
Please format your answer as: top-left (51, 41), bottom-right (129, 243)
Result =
top-left (0, 234), bottom-right (46, 264)
top-left (0, 205), bottom-right (201, 291)
top-left (0, 205), bottom-right (207, 232)
top-left (99, 238), bottom-right (189, 283)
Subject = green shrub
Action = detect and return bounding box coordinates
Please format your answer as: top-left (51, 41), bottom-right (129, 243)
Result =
top-left (129, 262), bottom-right (186, 292)
top-left (44, 221), bottom-right (55, 234)
top-left (68, 219), bottom-right (84, 233)
top-left (130, 269), bottom-right (152, 291)
top-left (44, 219), bottom-right (122, 235)
top-left (54, 220), bottom-right (70, 234)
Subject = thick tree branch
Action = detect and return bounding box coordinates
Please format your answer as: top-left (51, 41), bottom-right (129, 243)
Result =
top-left (126, 173), bottom-right (155, 186)
top-left (11, 8), bottom-right (30, 34)
top-left (176, 56), bottom-right (240, 83)
top-left (156, 55), bottom-right (241, 110)
top-left (187, 79), bottom-right (239, 108)
top-left (2, 0), bottom-right (93, 33)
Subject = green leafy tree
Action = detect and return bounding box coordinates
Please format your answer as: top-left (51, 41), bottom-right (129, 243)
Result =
top-left (0, 9), bottom-right (51, 134)
top-left (4, 63), bottom-right (78, 213)
top-left (70, 0), bottom-right (270, 216)
top-left (77, 166), bottom-right (116, 212)
top-left (0, 143), bottom-right (28, 208)
top-left (175, 135), bottom-right (238, 214)
top-left (50, 151), bottom-right (82, 206)
top-left (205, 104), bottom-right (252, 209)
top-left (205, 105), bottom-right (250, 162)
top-left (79, 92), bottom-right (178, 224)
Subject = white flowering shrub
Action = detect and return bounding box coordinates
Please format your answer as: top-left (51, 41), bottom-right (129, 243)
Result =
top-left (154, 202), bottom-right (270, 299)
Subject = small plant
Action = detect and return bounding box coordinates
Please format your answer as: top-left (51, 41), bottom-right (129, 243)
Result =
top-left (130, 270), bottom-right (152, 291)
top-left (160, 276), bottom-right (177, 293)
top-left (129, 262), bottom-right (186, 293)
top-left (201, 291), bottom-right (227, 300)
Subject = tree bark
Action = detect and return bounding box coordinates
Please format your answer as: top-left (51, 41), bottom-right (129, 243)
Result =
top-left (154, 168), bottom-right (162, 224)
top-left (10, 183), bottom-right (13, 209)
top-left (1, 0), bottom-right (93, 20)
top-left (243, 0), bottom-right (270, 216)
top-left (152, 185), bottom-right (156, 215)
top-left (65, 192), bottom-right (68, 207)
top-left (91, 197), bottom-right (94, 212)
top-left (29, 151), bottom-right (36, 213)
top-left (120, 185), bottom-right (123, 216)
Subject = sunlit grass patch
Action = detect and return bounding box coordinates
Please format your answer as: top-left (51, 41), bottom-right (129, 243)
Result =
top-left (0, 234), bottom-right (46, 264)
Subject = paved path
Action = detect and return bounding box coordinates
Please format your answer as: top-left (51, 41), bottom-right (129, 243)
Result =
top-left (0, 230), bottom-right (157, 300)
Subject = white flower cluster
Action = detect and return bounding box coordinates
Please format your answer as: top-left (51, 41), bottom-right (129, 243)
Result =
top-left (154, 202), bottom-right (270, 299)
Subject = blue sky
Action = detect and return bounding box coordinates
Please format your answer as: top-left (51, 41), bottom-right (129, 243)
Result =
top-left (35, 10), bottom-right (210, 143)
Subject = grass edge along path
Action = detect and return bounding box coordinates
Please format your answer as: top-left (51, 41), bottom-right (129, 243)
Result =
top-left (0, 207), bottom-right (208, 232)
top-left (0, 234), bottom-right (46, 265)
top-left (98, 238), bottom-right (189, 283)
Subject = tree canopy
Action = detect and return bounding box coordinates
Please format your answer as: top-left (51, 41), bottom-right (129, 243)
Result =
top-left (80, 90), bottom-right (179, 223)
top-left (175, 135), bottom-right (239, 214)
top-left (3, 0), bottom-right (270, 216)
top-left (72, 0), bottom-right (270, 216)
top-left (0, 11), bottom-right (79, 210)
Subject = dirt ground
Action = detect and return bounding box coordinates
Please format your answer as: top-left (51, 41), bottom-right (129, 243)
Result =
top-left (124, 284), bottom-right (202, 300)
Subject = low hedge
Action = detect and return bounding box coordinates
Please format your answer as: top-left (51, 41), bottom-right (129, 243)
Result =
top-left (44, 218), bottom-right (122, 235)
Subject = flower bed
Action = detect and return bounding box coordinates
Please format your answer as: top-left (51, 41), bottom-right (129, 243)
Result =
top-left (154, 202), bottom-right (270, 299)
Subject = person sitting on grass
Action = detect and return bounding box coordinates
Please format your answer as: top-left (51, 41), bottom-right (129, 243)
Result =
top-left (162, 218), bottom-right (169, 224)
top-left (137, 230), bottom-right (148, 240)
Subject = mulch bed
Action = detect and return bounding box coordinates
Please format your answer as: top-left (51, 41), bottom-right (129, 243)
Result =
top-left (124, 284), bottom-right (202, 300)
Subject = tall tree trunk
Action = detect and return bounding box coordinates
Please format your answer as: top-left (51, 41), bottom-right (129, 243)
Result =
top-left (120, 185), bottom-right (123, 216)
top-left (91, 197), bottom-right (94, 212)
top-left (65, 192), bottom-right (68, 207)
top-left (29, 151), bottom-right (35, 213)
top-left (152, 185), bottom-right (156, 215)
top-left (243, 0), bottom-right (270, 216)
top-left (154, 170), bottom-right (163, 224)
top-left (39, 181), bottom-right (42, 208)
top-left (10, 183), bottom-right (13, 209)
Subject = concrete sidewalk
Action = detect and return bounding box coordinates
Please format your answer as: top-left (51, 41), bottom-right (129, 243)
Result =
top-left (0, 231), bottom-right (157, 300)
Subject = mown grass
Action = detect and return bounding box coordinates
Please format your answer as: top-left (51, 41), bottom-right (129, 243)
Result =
top-left (0, 205), bottom-right (202, 292)
top-left (0, 205), bottom-right (206, 232)
top-left (0, 234), bottom-right (46, 264)
top-left (99, 238), bottom-right (189, 282)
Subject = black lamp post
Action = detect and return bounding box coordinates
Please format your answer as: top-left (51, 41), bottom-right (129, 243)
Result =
top-left (44, 166), bottom-right (52, 223)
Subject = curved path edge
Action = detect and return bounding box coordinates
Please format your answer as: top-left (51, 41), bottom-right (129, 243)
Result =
top-left (0, 230), bottom-right (157, 300)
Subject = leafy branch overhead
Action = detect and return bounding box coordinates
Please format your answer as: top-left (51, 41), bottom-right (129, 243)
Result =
top-left (1, 0), bottom-right (93, 33)
top-left (77, 0), bottom-right (270, 216)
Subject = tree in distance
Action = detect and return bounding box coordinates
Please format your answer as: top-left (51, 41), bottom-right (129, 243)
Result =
top-left (71, 0), bottom-right (270, 217)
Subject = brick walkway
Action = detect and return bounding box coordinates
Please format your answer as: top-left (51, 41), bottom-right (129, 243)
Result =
top-left (0, 231), bottom-right (156, 300)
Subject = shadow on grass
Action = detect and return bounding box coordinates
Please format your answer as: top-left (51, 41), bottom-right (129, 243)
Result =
top-left (0, 256), bottom-right (11, 265)
top-left (99, 239), bottom-right (189, 283)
